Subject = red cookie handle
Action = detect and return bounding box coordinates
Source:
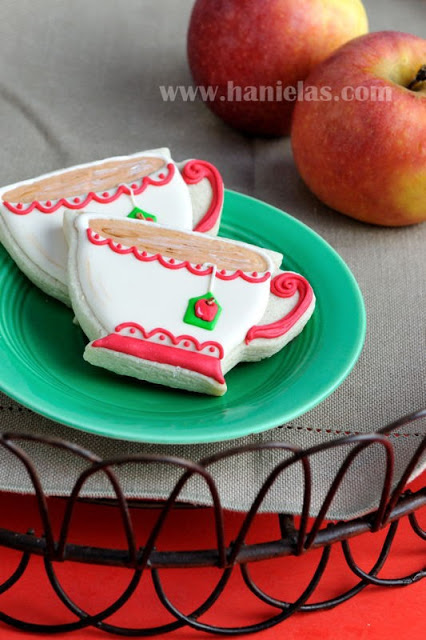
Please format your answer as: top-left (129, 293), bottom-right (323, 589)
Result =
top-left (245, 272), bottom-right (314, 345)
top-left (181, 159), bottom-right (224, 233)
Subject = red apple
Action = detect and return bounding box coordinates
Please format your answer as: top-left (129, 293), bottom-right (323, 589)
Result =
top-left (187, 0), bottom-right (368, 136)
top-left (195, 297), bottom-right (219, 322)
top-left (291, 31), bottom-right (426, 226)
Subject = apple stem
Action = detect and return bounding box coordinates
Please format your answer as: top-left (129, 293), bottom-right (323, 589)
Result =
top-left (408, 65), bottom-right (426, 91)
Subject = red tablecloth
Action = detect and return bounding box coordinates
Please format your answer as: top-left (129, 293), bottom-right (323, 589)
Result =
top-left (0, 473), bottom-right (424, 640)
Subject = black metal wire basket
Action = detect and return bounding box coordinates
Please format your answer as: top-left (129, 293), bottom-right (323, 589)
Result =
top-left (0, 409), bottom-right (425, 636)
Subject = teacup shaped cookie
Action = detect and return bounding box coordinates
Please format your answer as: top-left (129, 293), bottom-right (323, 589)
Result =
top-left (0, 148), bottom-right (223, 305)
top-left (65, 214), bottom-right (316, 396)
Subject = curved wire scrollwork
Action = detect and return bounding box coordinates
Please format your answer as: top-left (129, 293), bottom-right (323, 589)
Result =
top-left (0, 409), bottom-right (424, 635)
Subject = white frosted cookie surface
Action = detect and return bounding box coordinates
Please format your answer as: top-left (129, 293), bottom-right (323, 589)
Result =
top-left (0, 149), bottom-right (224, 305)
top-left (67, 214), bottom-right (315, 396)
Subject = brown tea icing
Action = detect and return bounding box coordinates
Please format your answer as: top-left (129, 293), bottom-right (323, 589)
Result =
top-left (3, 156), bottom-right (166, 203)
top-left (89, 218), bottom-right (270, 273)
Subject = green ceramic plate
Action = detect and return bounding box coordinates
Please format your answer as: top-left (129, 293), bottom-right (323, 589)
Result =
top-left (0, 191), bottom-right (365, 444)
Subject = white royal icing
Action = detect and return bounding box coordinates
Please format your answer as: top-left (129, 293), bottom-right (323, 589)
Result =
top-left (0, 149), bottom-right (193, 287)
top-left (74, 215), bottom-right (273, 357)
